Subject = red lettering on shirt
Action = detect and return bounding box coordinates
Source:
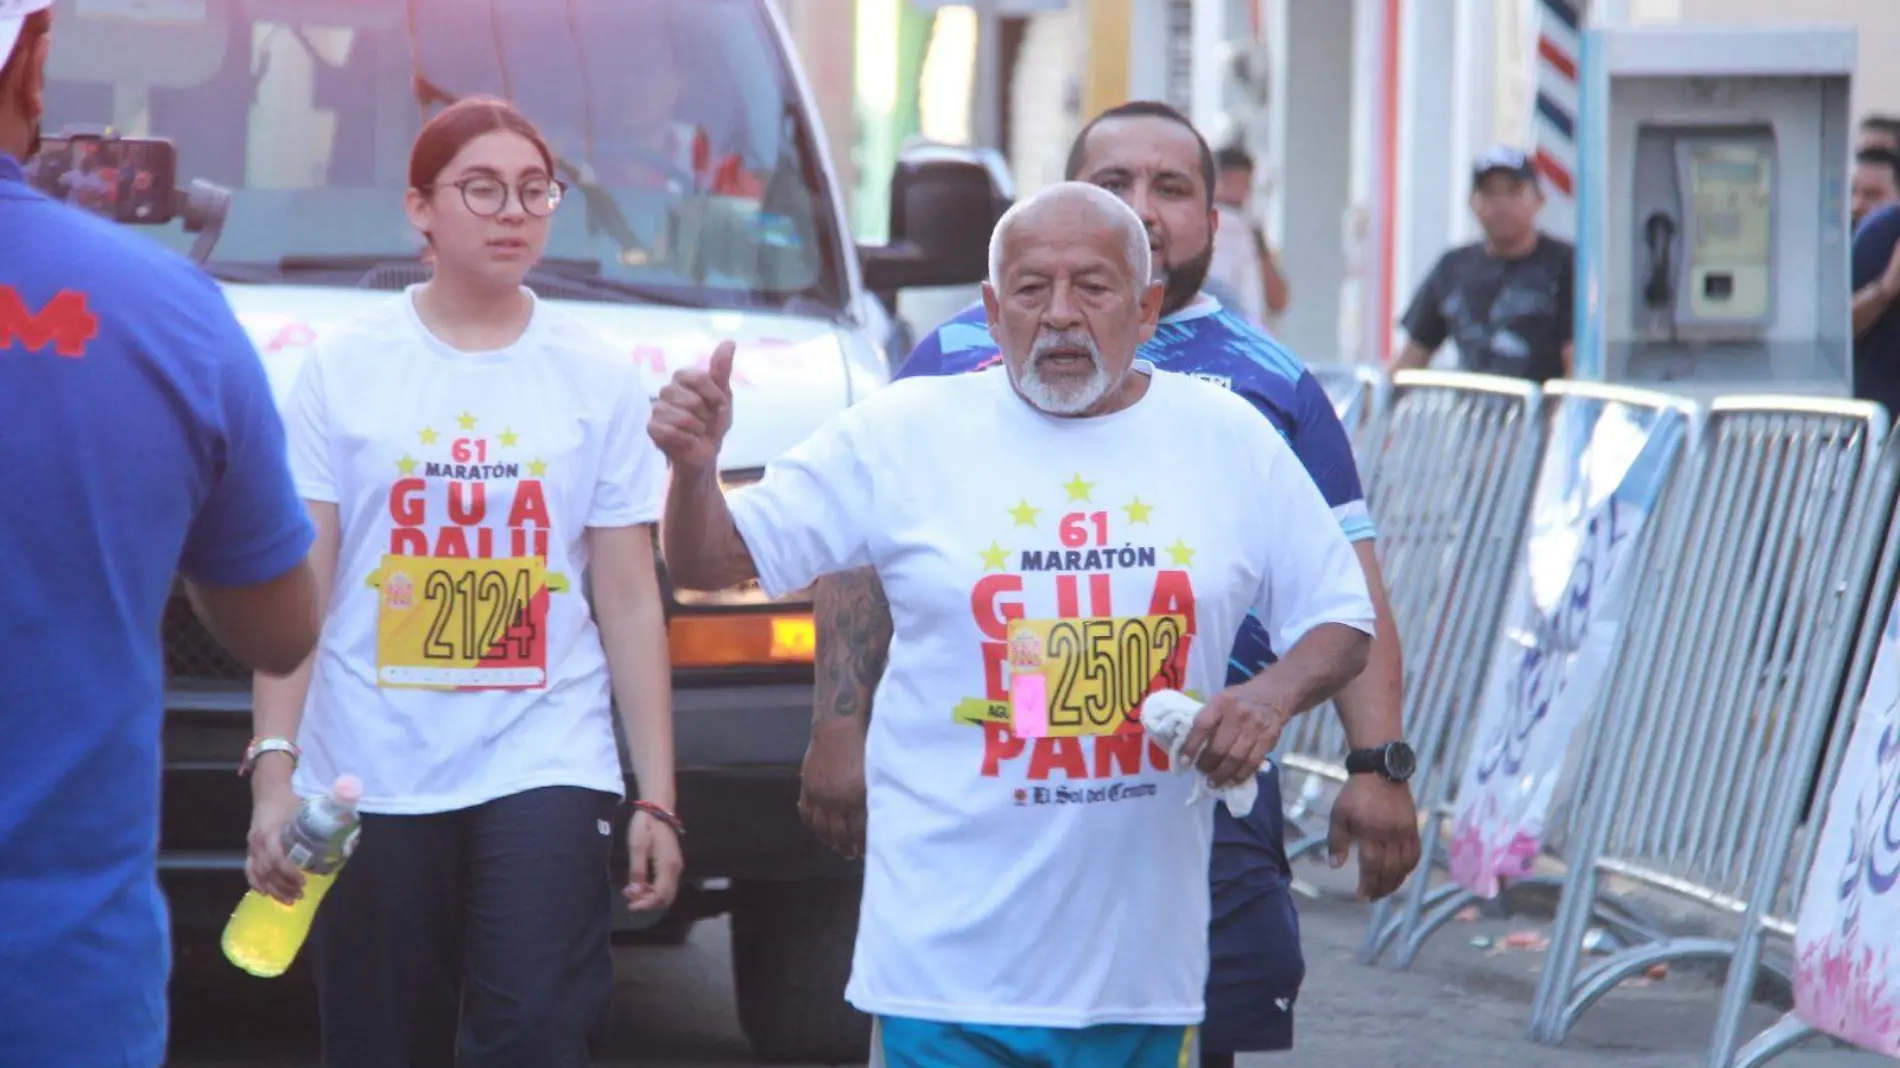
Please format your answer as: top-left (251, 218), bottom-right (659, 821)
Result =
top-left (1027, 736), bottom-right (1088, 780)
top-left (506, 481), bottom-right (550, 528)
top-left (981, 641), bottom-right (1008, 702)
top-left (970, 574), bottom-right (1025, 641)
top-left (980, 728), bottom-right (1175, 780)
top-left (390, 528), bottom-right (429, 555)
top-left (0, 286), bottom-right (99, 358)
top-left (1146, 570), bottom-right (1198, 633)
top-left (980, 722), bottom-right (1027, 776)
top-left (389, 478), bottom-right (427, 525)
top-left (432, 527), bottom-right (469, 558)
top-left (447, 481), bottom-right (487, 525)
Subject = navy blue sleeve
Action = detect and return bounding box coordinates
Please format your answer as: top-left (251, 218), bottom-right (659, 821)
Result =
top-left (1852, 207), bottom-right (1900, 292)
top-left (1221, 378), bottom-right (1376, 683)
top-left (1229, 371), bottom-right (1375, 543)
top-left (894, 305), bottom-right (1001, 381)
top-left (176, 274), bottom-right (316, 586)
top-left (893, 323), bottom-right (948, 381)
top-left (1286, 372), bottom-right (1375, 541)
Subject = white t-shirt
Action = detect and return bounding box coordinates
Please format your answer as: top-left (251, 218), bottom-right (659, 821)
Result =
top-left (727, 364), bottom-right (1375, 1028)
top-left (1209, 203), bottom-right (1266, 326)
top-left (283, 287), bottom-right (664, 814)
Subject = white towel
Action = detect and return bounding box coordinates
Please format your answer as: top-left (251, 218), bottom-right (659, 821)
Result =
top-left (1139, 690), bottom-right (1259, 818)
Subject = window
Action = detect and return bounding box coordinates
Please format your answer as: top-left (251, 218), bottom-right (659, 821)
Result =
top-left (42, 0), bottom-right (846, 313)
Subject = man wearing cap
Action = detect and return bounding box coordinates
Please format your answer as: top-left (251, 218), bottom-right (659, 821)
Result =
top-left (1, 3), bottom-right (322, 1064)
top-left (1391, 145), bottom-right (1575, 384)
top-left (1850, 147), bottom-right (1900, 230)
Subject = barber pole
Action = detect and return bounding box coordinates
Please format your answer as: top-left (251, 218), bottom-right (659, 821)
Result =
top-left (1532, 0), bottom-right (1587, 240)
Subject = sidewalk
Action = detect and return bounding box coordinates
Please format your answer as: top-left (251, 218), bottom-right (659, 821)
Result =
top-left (1264, 858), bottom-right (1890, 1068)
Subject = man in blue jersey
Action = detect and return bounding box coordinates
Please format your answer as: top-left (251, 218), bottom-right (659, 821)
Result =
top-left (1, 3), bottom-right (322, 1064)
top-left (803, 101), bottom-right (1420, 1066)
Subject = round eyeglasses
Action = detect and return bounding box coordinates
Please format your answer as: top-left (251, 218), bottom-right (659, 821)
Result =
top-left (428, 176), bottom-right (565, 218)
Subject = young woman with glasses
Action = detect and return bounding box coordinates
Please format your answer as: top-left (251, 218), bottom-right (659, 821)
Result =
top-left (241, 97), bottom-right (681, 1067)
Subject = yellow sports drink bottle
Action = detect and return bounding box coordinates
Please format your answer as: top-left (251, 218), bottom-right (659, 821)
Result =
top-left (221, 775), bottom-right (363, 978)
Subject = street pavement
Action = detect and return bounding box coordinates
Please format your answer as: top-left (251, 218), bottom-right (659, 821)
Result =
top-left (165, 856), bottom-right (1895, 1067)
top-left (1256, 862), bottom-right (1888, 1068)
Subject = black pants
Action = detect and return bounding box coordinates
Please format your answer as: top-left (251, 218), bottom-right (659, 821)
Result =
top-left (312, 786), bottom-right (619, 1068)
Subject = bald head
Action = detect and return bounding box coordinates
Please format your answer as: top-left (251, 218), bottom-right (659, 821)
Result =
top-left (988, 182), bottom-right (1152, 295)
top-left (980, 182), bottom-right (1163, 419)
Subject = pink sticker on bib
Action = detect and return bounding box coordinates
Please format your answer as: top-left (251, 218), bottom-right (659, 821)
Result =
top-left (1010, 673), bottom-right (1050, 738)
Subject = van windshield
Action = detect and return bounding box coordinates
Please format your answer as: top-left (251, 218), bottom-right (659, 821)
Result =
top-left (40, 0), bottom-right (847, 313)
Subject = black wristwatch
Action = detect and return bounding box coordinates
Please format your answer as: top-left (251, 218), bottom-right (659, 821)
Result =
top-left (1345, 741), bottom-right (1417, 784)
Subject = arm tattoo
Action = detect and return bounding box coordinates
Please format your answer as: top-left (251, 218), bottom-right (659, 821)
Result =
top-left (813, 566), bottom-right (893, 723)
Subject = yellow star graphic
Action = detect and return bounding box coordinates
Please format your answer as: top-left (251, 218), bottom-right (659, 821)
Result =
top-left (419, 427), bottom-right (439, 445)
top-left (498, 428), bottom-right (520, 448)
top-left (1008, 500), bottom-right (1041, 528)
top-left (979, 541), bottom-right (1011, 571)
top-left (527, 458), bottom-right (549, 477)
top-left (1166, 539), bottom-right (1197, 567)
top-left (395, 454), bottom-right (418, 476)
top-left (457, 412), bottom-right (478, 431)
top-left (1123, 496), bottom-right (1153, 525)
top-left (1062, 474), bottom-right (1094, 502)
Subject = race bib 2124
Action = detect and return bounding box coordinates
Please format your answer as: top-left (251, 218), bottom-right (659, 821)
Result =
top-left (368, 554), bottom-right (564, 691)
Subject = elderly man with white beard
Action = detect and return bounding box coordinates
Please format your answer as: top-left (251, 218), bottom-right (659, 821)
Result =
top-left (647, 181), bottom-right (1376, 1068)
top-left (816, 100), bottom-right (1419, 1068)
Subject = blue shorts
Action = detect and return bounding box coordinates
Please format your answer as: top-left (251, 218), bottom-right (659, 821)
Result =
top-left (875, 1016), bottom-right (1195, 1068)
top-left (1203, 764), bottom-right (1304, 1053)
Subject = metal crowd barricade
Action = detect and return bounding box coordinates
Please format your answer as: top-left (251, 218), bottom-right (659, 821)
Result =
top-left (1719, 431), bottom-right (1900, 1068)
top-left (1272, 373), bottom-right (1545, 907)
top-left (1362, 381), bottom-right (1700, 971)
top-left (1276, 363), bottom-right (1388, 853)
top-left (1526, 398), bottom-right (1895, 1048)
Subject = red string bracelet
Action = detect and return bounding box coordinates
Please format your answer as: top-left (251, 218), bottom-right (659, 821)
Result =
top-left (631, 800), bottom-right (686, 838)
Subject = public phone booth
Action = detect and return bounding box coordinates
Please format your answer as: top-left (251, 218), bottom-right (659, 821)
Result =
top-left (1575, 25), bottom-right (1857, 400)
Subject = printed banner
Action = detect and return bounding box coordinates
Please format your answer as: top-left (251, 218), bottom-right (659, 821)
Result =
top-left (1447, 395), bottom-right (1688, 898)
top-left (1792, 598), bottom-right (1900, 1055)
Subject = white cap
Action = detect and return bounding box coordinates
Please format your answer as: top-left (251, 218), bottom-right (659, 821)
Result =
top-left (0, 0), bottom-right (52, 72)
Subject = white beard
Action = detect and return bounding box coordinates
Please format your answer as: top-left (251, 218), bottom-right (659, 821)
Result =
top-left (1015, 358), bottom-right (1113, 415)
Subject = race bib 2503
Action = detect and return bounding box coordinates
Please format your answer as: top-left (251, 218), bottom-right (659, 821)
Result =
top-left (1003, 614), bottom-right (1189, 737)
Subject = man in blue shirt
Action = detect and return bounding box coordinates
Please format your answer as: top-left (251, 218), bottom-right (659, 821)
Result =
top-left (1, 4), bottom-right (321, 1064)
top-left (805, 101), bottom-right (1420, 1067)
top-left (1852, 202), bottom-right (1900, 416)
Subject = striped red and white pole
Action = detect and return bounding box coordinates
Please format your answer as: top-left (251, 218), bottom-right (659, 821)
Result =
top-left (1530, 0), bottom-right (1585, 238)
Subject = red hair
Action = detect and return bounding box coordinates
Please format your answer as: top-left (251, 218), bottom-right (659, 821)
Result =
top-left (409, 96), bottom-right (554, 190)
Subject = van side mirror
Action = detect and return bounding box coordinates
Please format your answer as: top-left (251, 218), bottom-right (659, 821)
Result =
top-left (859, 143), bottom-right (1012, 296)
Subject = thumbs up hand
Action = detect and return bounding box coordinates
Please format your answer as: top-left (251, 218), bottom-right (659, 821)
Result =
top-left (649, 340), bottom-right (737, 473)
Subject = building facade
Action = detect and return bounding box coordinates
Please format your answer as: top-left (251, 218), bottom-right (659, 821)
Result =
top-left (775, 0), bottom-right (1895, 366)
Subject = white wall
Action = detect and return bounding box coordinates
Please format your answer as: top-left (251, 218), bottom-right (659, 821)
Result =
top-left (1006, 6), bottom-right (1087, 195)
top-left (1267, 0), bottom-right (1358, 364)
top-left (1394, 0), bottom-right (1457, 320)
top-left (1446, 0), bottom-right (1496, 250)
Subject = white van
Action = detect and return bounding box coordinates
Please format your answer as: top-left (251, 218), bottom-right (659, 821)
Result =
top-left (40, 0), bottom-right (1003, 1060)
